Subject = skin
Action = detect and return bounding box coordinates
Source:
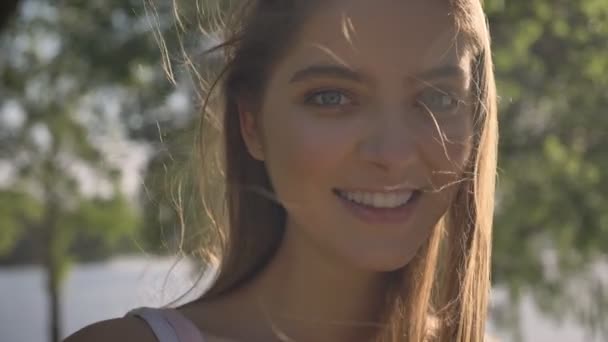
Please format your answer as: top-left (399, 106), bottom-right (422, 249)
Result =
top-left (65, 0), bottom-right (476, 341)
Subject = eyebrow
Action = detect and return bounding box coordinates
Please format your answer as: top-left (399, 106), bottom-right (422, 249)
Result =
top-left (411, 65), bottom-right (468, 82)
top-left (289, 64), bottom-right (467, 85)
top-left (289, 64), bottom-right (367, 84)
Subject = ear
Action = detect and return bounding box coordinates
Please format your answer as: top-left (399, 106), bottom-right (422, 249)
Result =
top-left (238, 100), bottom-right (265, 161)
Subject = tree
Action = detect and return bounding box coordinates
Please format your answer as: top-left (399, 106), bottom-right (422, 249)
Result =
top-left (486, 0), bottom-right (608, 339)
top-left (0, 1), bottom-right (176, 340)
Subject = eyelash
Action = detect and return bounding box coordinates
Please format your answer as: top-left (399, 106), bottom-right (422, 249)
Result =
top-left (304, 89), bottom-right (355, 108)
top-left (415, 89), bottom-right (463, 114)
top-left (303, 87), bottom-right (464, 114)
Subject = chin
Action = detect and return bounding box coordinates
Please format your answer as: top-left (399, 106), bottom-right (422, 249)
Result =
top-left (352, 246), bottom-right (423, 273)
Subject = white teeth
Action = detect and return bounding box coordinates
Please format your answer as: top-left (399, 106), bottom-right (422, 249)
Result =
top-left (338, 190), bottom-right (414, 208)
top-left (373, 193), bottom-right (385, 207)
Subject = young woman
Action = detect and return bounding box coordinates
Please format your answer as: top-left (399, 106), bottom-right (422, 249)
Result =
top-left (66, 0), bottom-right (497, 341)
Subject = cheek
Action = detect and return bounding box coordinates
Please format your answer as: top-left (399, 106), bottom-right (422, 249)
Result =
top-left (259, 107), bottom-right (354, 209)
top-left (408, 122), bottom-right (473, 243)
top-left (416, 114), bottom-right (474, 202)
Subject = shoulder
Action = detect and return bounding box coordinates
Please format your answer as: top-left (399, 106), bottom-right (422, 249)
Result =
top-left (63, 316), bottom-right (157, 342)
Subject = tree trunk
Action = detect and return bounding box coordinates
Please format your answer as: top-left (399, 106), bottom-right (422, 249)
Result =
top-left (41, 186), bottom-right (62, 342)
top-left (0, 0), bottom-right (20, 30)
top-left (45, 247), bottom-right (61, 342)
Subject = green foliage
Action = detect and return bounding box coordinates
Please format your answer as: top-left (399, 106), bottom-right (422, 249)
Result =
top-left (64, 195), bottom-right (140, 246)
top-left (0, 1), bottom-right (175, 340)
top-left (0, 190), bottom-right (42, 254)
top-left (0, 0), bottom-right (174, 260)
top-left (486, 0), bottom-right (608, 338)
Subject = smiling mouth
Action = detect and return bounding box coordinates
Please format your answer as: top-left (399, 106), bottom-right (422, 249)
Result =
top-left (333, 188), bottom-right (420, 209)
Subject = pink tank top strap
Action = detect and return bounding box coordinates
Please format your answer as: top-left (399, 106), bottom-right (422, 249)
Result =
top-left (127, 307), bottom-right (207, 342)
top-left (163, 308), bottom-right (207, 342)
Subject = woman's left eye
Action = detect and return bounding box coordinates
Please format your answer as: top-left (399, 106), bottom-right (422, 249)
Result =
top-left (305, 90), bottom-right (352, 107)
top-left (417, 90), bottom-right (461, 113)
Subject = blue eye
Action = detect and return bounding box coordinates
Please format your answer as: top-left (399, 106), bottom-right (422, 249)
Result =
top-left (417, 90), bottom-right (461, 113)
top-left (306, 90), bottom-right (352, 107)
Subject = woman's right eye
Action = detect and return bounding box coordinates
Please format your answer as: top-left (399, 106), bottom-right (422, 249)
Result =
top-left (305, 90), bottom-right (353, 107)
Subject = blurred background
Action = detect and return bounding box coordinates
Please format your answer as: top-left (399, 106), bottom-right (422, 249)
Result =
top-left (0, 1), bottom-right (607, 341)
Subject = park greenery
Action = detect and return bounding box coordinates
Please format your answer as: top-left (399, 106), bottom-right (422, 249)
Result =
top-left (0, 0), bottom-right (606, 341)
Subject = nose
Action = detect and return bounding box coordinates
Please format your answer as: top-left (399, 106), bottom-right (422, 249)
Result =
top-left (358, 107), bottom-right (420, 176)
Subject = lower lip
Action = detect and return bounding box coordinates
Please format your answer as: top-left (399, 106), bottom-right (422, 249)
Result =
top-left (334, 190), bottom-right (421, 225)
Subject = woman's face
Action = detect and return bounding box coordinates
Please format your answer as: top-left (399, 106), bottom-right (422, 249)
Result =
top-left (242, 0), bottom-right (476, 272)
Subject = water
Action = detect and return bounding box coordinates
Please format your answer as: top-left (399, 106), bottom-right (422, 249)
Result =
top-left (0, 256), bottom-right (600, 342)
top-left (0, 256), bottom-right (203, 342)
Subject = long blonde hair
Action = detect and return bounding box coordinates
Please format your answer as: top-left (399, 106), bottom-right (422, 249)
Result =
top-left (172, 1), bottom-right (498, 341)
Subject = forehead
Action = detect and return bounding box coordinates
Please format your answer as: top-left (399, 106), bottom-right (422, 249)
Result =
top-left (282, 0), bottom-right (473, 81)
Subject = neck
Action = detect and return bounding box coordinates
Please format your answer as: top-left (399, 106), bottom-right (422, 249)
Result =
top-left (242, 221), bottom-right (393, 342)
